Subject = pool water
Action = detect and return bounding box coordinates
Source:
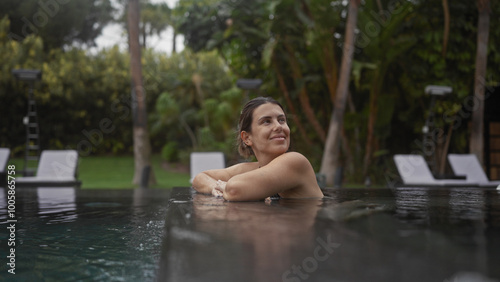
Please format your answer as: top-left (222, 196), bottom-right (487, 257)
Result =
top-left (160, 187), bottom-right (500, 282)
top-left (0, 188), bottom-right (171, 281)
top-left (1, 186), bottom-right (500, 281)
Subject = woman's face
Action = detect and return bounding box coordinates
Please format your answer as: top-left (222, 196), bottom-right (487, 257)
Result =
top-left (243, 103), bottom-right (290, 157)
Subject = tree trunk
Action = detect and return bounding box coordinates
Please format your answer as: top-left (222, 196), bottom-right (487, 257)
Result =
top-left (128, 0), bottom-right (156, 186)
top-left (439, 121), bottom-right (454, 174)
top-left (283, 39), bottom-right (326, 143)
top-left (192, 73), bottom-right (209, 127)
top-left (362, 63), bottom-right (387, 177)
top-left (362, 86), bottom-right (379, 177)
top-left (180, 115), bottom-right (197, 149)
top-left (470, 0), bottom-right (490, 165)
top-left (320, 0), bottom-right (360, 186)
top-left (299, 1), bottom-right (338, 104)
top-left (274, 60), bottom-right (312, 146)
top-left (142, 22), bottom-right (147, 48)
top-left (320, 39), bottom-right (339, 104)
top-left (172, 29), bottom-right (177, 54)
top-left (441, 0), bottom-right (450, 57)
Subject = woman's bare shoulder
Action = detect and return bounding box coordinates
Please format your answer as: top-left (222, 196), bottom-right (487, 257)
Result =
top-left (276, 152), bottom-right (322, 198)
top-left (226, 161), bottom-right (259, 175)
top-left (273, 152), bottom-right (311, 169)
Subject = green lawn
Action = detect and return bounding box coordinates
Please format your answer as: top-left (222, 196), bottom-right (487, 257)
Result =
top-left (8, 155), bottom-right (379, 189)
top-left (8, 155), bottom-right (191, 189)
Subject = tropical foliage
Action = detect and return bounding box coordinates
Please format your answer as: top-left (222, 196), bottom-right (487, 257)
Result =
top-left (177, 0), bottom-right (500, 183)
top-left (0, 16), bottom-right (240, 164)
top-left (1, 0), bottom-right (499, 185)
top-left (0, 0), bottom-right (114, 50)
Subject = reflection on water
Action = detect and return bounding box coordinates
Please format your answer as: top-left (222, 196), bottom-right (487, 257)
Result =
top-left (37, 187), bottom-right (77, 224)
top-left (0, 187), bottom-right (171, 281)
top-left (1, 186), bottom-right (500, 281)
top-left (159, 191), bottom-right (324, 282)
top-left (394, 187), bottom-right (430, 224)
top-left (161, 187), bottom-right (500, 282)
top-left (449, 188), bottom-right (486, 222)
top-left (195, 194), bottom-right (322, 281)
top-left (393, 187), bottom-right (496, 226)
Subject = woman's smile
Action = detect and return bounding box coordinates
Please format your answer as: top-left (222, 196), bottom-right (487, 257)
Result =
top-left (270, 134), bottom-right (286, 141)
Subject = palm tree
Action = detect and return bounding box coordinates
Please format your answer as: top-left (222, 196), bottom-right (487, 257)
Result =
top-left (320, 0), bottom-right (361, 186)
top-left (470, 0), bottom-right (491, 165)
top-left (128, 0), bottom-right (156, 186)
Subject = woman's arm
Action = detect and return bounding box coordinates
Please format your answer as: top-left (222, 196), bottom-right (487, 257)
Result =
top-left (191, 162), bottom-right (258, 194)
top-left (220, 152), bottom-right (320, 201)
top-left (191, 170), bottom-right (225, 195)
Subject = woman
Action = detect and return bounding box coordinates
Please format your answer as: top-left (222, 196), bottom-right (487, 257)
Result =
top-left (192, 97), bottom-right (324, 201)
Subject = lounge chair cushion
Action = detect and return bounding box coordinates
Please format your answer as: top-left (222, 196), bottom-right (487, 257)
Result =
top-left (0, 148), bottom-right (10, 173)
top-left (17, 150), bottom-right (80, 186)
top-left (190, 152), bottom-right (225, 183)
top-left (394, 154), bottom-right (474, 186)
top-left (448, 154), bottom-right (500, 187)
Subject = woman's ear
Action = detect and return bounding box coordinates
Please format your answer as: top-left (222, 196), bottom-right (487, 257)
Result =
top-left (241, 131), bottom-right (252, 146)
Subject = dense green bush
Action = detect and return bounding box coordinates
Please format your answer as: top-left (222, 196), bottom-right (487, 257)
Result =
top-left (161, 141), bottom-right (179, 162)
top-left (3, 0), bottom-right (500, 184)
top-left (0, 16), bottom-right (240, 163)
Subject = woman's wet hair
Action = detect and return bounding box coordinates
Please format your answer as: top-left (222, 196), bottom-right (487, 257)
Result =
top-left (237, 96), bottom-right (285, 158)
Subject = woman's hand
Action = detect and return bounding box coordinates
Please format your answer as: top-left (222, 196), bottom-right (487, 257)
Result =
top-left (212, 180), bottom-right (226, 198)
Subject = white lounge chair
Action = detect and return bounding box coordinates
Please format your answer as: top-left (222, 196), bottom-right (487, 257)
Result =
top-left (448, 154), bottom-right (500, 188)
top-left (190, 152), bottom-right (225, 183)
top-left (393, 154), bottom-right (475, 187)
top-left (0, 148), bottom-right (10, 185)
top-left (0, 148), bottom-right (10, 171)
top-left (17, 150), bottom-right (81, 187)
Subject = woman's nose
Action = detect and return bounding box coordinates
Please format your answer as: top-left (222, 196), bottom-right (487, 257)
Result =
top-left (273, 120), bottom-right (283, 131)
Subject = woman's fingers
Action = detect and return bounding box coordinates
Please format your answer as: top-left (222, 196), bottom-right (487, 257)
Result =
top-left (212, 188), bottom-right (223, 197)
top-left (212, 180), bottom-right (227, 197)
